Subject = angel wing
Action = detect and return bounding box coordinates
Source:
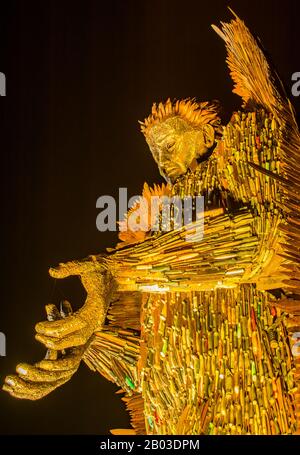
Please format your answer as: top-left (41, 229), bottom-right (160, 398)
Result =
top-left (212, 8), bottom-right (300, 288)
top-left (213, 10), bottom-right (300, 429)
top-left (212, 9), bottom-right (293, 119)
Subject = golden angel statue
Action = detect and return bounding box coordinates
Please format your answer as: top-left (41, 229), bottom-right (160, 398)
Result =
top-left (3, 10), bottom-right (300, 435)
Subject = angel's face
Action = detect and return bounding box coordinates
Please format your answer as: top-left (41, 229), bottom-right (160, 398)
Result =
top-left (146, 116), bottom-right (215, 183)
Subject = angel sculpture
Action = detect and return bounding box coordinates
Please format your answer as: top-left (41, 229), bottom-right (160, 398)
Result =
top-left (3, 11), bottom-right (300, 435)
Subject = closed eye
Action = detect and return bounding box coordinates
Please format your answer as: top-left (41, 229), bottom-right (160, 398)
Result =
top-left (166, 141), bottom-right (175, 151)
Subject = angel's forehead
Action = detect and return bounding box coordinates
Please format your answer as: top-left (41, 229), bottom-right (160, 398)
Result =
top-left (148, 116), bottom-right (196, 143)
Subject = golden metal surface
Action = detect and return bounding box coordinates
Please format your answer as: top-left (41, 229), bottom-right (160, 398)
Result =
top-left (3, 10), bottom-right (300, 434)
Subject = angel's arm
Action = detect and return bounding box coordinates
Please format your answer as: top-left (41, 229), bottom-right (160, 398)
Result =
top-left (0, 204), bottom-right (266, 400)
top-left (106, 207), bottom-right (260, 292)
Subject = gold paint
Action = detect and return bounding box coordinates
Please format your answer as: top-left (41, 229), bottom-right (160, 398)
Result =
top-left (3, 10), bottom-right (300, 436)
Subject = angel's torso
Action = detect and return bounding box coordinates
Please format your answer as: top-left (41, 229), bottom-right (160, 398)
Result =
top-left (136, 109), bottom-right (298, 434)
top-left (100, 109), bottom-right (299, 434)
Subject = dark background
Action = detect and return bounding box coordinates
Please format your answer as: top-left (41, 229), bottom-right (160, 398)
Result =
top-left (0, 0), bottom-right (299, 434)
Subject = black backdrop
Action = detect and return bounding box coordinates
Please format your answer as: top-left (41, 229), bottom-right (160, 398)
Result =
top-left (0, 0), bottom-right (299, 434)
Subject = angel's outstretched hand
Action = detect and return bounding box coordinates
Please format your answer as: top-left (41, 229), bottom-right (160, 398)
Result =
top-left (35, 257), bottom-right (113, 351)
top-left (3, 303), bottom-right (85, 400)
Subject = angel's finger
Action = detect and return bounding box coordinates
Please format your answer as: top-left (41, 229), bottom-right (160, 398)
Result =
top-left (35, 315), bottom-right (85, 338)
top-left (35, 331), bottom-right (87, 350)
top-left (2, 384), bottom-right (33, 400)
top-left (36, 349), bottom-right (84, 371)
top-left (45, 304), bottom-right (61, 321)
top-left (49, 260), bottom-right (87, 279)
top-left (3, 375), bottom-right (69, 400)
top-left (16, 363), bottom-right (76, 382)
top-left (60, 300), bottom-right (73, 318)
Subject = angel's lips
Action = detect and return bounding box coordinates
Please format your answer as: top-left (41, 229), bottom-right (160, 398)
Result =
top-left (162, 162), bottom-right (187, 181)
